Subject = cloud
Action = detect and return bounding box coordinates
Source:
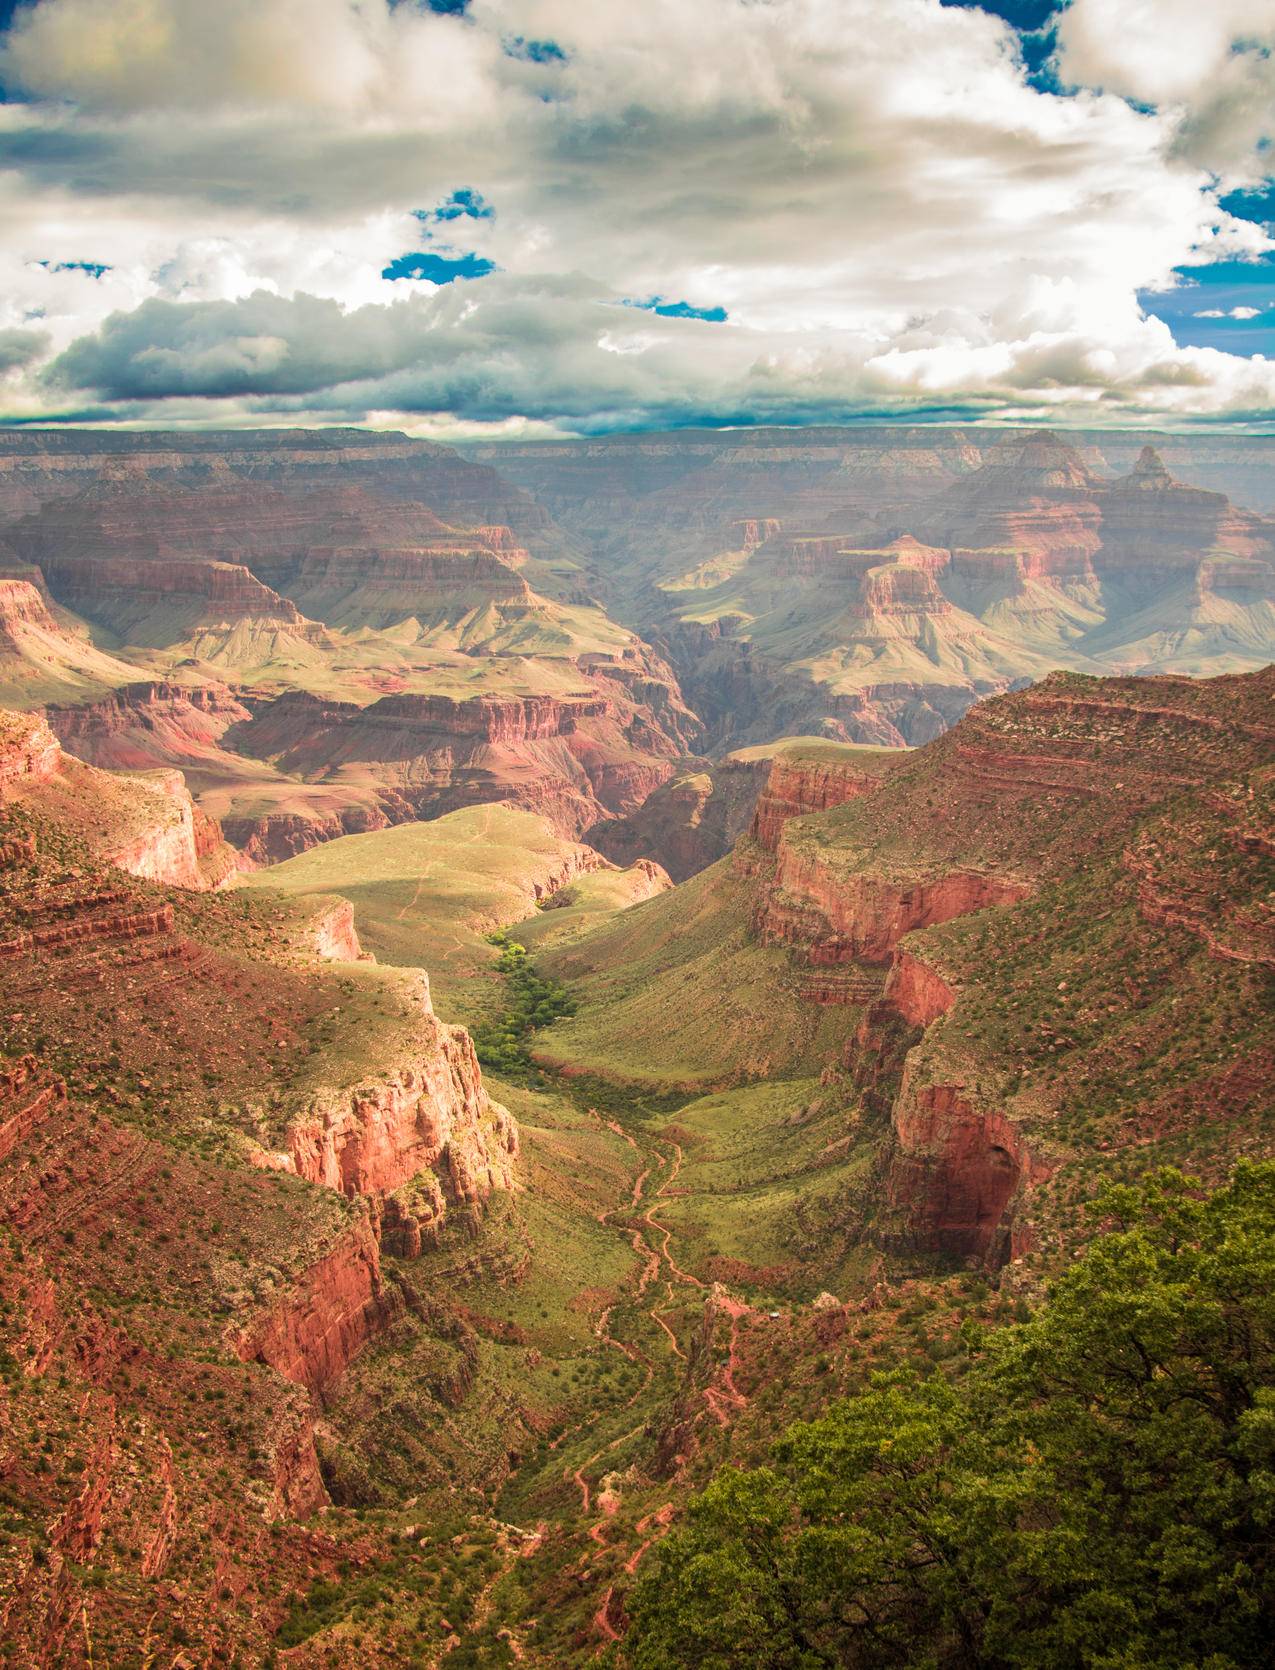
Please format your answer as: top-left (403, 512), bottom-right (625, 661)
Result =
top-left (42, 270), bottom-right (1275, 430)
top-left (1194, 305), bottom-right (1265, 320)
top-left (0, 326), bottom-right (52, 374)
top-left (1055, 0), bottom-right (1275, 188)
top-left (2, 0), bottom-right (503, 119)
top-left (0, 0), bottom-right (1270, 432)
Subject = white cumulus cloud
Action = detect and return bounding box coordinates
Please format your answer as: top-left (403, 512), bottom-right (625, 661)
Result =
top-left (0, 0), bottom-right (1268, 432)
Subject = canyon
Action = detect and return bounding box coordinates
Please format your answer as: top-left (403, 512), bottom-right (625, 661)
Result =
top-left (0, 430), bottom-right (700, 862)
top-left (476, 427), bottom-right (1275, 747)
top-left (0, 423), bottom-right (1271, 1667)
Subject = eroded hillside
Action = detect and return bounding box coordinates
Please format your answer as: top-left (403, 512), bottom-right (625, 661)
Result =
top-left (476, 427), bottom-right (1275, 747)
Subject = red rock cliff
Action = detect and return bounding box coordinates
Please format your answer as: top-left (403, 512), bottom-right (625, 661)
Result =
top-left (0, 708), bottom-right (60, 792)
top-left (882, 947), bottom-right (957, 1028)
top-left (885, 1067), bottom-right (1055, 1266)
top-left (751, 750), bottom-right (900, 851)
top-left (251, 971), bottom-right (518, 1243)
top-left (232, 1211), bottom-right (391, 1397)
top-left (754, 837), bottom-right (1028, 968)
top-left (232, 683), bottom-right (692, 839)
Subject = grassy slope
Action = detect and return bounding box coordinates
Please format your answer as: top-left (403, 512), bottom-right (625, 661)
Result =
top-left (511, 867), bottom-right (670, 956)
top-left (0, 595), bottom-right (138, 708)
top-left (531, 858), bottom-right (859, 1089)
top-left (241, 805), bottom-right (659, 1022)
top-left (724, 735), bottom-right (904, 765)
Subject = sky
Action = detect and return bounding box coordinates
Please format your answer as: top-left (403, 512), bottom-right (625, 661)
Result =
top-left (0, 0), bottom-right (1272, 437)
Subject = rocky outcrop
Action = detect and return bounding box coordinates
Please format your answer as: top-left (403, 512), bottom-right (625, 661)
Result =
top-left (755, 840), bottom-right (1029, 970)
top-left (243, 970), bottom-right (519, 1263)
top-left (0, 1054), bottom-right (66, 1164)
top-left (51, 1419), bottom-right (117, 1563)
top-left (750, 750), bottom-right (900, 851)
top-left (2, 705), bottom-right (238, 890)
top-left (35, 552), bottom-right (323, 645)
top-left (0, 894), bottom-right (174, 959)
top-left (230, 685), bottom-right (691, 839)
top-left (100, 767), bottom-right (238, 891)
top-left (886, 1070), bottom-right (1055, 1266)
top-left (586, 749), bottom-right (777, 880)
top-left (266, 542), bottom-right (535, 627)
top-left (232, 1212), bottom-right (392, 1397)
top-left (0, 575), bottom-right (141, 706)
top-left (274, 1038), bottom-right (517, 1203)
top-left (309, 898), bottom-right (365, 962)
top-left (237, 1030), bottom-right (519, 1389)
top-left (0, 708), bottom-right (60, 792)
top-left (47, 679), bottom-right (251, 770)
top-left (0, 573), bottom-right (59, 635)
top-left (731, 517), bottom-right (782, 548)
top-left (264, 1404), bottom-right (329, 1520)
top-left (220, 799), bottom-right (409, 865)
top-left (881, 947), bottom-right (957, 1028)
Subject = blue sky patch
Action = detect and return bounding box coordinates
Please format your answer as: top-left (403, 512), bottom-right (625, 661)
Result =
top-left (39, 259), bottom-right (111, 278)
top-left (1140, 252), bottom-right (1275, 355)
top-left (505, 36), bottom-right (567, 65)
top-left (626, 297), bottom-right (729, 323)
top-left (1220, 181), bottom-right (1275, 226)
top-left (414, 189), bottom-right (494, 225)
top-left (382, 250), bottom-right (495, 283)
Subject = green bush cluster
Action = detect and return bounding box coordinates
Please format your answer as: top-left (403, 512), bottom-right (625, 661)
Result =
top-left (472, 931), bottom-right (577, 1077)
top-left (629, 1163), bottom-right (1275, 1669)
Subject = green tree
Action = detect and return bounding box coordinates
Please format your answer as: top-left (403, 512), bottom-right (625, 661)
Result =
top-left (628, 1164), bottom-right (1275, 1669)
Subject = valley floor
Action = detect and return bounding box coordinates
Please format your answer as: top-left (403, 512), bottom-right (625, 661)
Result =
top-left (293, 1057), bottom-right (867, 1665)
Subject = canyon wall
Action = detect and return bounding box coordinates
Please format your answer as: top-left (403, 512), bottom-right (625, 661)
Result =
top-left (230, 686), bottom-right (690, 840)
top-left (1, 709), bottom-right (237, 891)
top-left (754, 843), bottom-right (1027, 968)
top-left (884, 1070), bottom-right (1054, 1265)
top-left (750, 749), bottom-right (901, 851)
top-left (231, 1212), bottom-right (393, 1397)
top-left (479, 428), bottom-right (1275, 750)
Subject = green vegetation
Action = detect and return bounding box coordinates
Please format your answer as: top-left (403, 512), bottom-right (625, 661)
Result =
top-left (241, 806), bottom-right (663, 1021)
top-left (471, 932), bottom-right (577, 1077)
top-left (629, 1164), bottom-right (1275, 1669)
top-left (240, 804), bottom-right (590, 1019)
top-left (536, 860), bottom-right (859, 1088)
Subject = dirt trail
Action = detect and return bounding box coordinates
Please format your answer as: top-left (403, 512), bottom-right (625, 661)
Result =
top-left (548, 1103), bottom-right (759, 1645)
top-left (643, 1141), bottom-right (705, 1290)
top-left (624, 1503), bottom-right (676, 1576)
top-left (592, 1586), bottom-right (621, 1644)
top-left (701, 1292), bottom-right (753, 1426)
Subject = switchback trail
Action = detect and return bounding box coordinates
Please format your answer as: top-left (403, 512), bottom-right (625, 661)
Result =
top-left (555, 1103), bottom-right (758, 1592)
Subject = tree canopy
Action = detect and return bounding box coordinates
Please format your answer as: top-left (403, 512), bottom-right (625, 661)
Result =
top-left (628, 1164), bottom-right (1275, 1669)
